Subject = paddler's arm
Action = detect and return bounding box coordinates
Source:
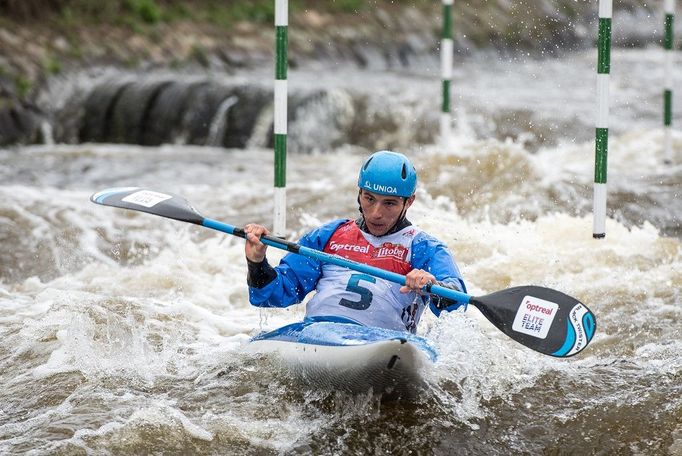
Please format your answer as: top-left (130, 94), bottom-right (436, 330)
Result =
top-left (244, 220), bottom-right (347, 308)
top-left (246, 258), bottom-right (277, 288)
top-left (410, 232), bottom-right (467, 316)
top-left (244, 224), bottom-right (277, 288)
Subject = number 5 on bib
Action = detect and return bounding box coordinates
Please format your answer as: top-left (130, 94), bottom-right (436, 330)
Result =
top-left (340, 273), bottom-right (376, 310)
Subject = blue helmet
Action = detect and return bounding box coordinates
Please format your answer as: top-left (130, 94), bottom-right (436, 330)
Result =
top-left (357, 150), bottom-right (417, 197)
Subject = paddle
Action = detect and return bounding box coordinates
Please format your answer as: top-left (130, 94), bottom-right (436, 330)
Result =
top-left (91, 187), bottom-right (597, 357)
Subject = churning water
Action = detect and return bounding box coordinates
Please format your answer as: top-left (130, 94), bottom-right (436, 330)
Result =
top-left (1, 48), bottom-right (681, 454)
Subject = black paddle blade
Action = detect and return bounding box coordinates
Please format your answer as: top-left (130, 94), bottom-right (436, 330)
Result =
top-left (90, 187), bottom-right (205, 225)
top-left (470, 286), bottom-right (596, 357)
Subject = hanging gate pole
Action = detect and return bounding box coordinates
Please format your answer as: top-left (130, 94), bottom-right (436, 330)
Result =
top-left (593, 0), bottom-right (612, 239)
top-left (274, 0), bottom-right (288, 237)
top-left (664, 0), bottom-right (675, 163)
top-left (440, 0), bottom-right (454, 146)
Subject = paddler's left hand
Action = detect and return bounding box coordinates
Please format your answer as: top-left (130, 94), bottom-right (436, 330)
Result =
top-left (400, 269), bottom-right (437, 294)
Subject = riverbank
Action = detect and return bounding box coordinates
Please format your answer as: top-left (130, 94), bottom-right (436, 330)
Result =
top-left (0, 0), bottom-right (665, 145)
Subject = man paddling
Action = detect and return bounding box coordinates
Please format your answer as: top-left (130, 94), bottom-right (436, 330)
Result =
top-left (91, 159), bottom-right (595, 355)
top-left (244, 150), bottom-right (466, 333)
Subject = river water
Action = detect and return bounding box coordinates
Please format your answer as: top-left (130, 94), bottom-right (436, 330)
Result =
top-left (1, 48), bottom-right (681, 454)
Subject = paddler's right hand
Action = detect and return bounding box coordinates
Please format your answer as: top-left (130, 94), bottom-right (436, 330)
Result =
top-left (244, 223), bottom-right (269, 263)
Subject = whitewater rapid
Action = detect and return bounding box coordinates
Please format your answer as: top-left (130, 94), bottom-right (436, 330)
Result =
top-left (1, 48), bottom-right (681, 454)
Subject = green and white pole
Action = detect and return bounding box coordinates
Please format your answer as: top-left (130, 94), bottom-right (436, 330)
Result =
top-left (664, 0), bottom-right (675, 162)
top-left (593, 0), bottom-right (612, 239)
top-left (440, 0), bottom-right (454, 146)
top-left (274, 0), bottom-right (288, 237)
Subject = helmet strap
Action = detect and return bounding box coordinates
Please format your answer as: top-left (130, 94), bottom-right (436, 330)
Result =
top-left (357, 189), bottom-right (363, 216)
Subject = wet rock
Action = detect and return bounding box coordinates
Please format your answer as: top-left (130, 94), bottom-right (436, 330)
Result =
top-left (0, 84), bottom-right (41, 146)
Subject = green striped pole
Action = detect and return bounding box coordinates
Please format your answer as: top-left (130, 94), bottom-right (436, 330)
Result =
top-left (274, 0), bottom-right (288, 236)
top-left (664, 0), bottom-right (675, 163)
top-left (440, 0), bottom-right (453, 145)
top-left (593, 0), bottom-right (612, 239)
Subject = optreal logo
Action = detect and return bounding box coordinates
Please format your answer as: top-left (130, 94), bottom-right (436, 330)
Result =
top-left (328, 241), bottom-right (370, 254)
top-left (525, 301), bottom-right (555, 316)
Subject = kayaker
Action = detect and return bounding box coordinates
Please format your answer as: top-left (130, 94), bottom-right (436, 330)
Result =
top-left (244, 150), bottom-right (466, 333)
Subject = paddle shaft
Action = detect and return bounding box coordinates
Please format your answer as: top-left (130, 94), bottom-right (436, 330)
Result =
top-left (203, 218), bottom-right (471, 304)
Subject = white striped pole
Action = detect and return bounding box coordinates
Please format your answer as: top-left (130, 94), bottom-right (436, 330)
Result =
top-left (274, 0), bottom-right (288, 237)
top-left (664, 0), bottom-right (675, 163)
top-left (440, 0), bottom-right (453, 146)
top-left (593, 0), bottom-right (612, 239)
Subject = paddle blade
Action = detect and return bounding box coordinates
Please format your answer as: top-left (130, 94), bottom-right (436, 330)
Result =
top-left (470, 286), bottom-right (596, 357)
top-left (90, 187), bottom-right (205, 225)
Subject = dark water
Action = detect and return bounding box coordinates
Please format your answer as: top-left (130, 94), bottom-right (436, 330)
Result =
top-left (1, 49), bottom-right (681, 455)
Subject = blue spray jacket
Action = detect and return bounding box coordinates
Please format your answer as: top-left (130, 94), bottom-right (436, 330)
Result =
top-left (249, 219), bottom-right (467, 331)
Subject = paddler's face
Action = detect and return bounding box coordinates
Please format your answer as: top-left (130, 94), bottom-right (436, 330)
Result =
top-left (359, 190), bottom-right (414, 236)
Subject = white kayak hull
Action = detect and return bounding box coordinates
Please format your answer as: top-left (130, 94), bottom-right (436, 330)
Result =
top-left (248, 320), bottom-right (437, 397)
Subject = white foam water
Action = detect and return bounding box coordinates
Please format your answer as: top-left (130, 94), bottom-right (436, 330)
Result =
top-left (1, 48), bottom-right (681, 454)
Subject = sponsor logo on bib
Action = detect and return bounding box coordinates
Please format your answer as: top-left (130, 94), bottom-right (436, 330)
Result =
top-left (373, 243), bottom-right (408, 261)
top-left (328, 241), bottom-right (370, 254)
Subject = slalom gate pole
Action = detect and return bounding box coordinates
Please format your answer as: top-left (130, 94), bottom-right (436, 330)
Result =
top-left (664, 0), bottom-right (675, 163)
top-left (593, 0), bottom-right (612, 239)
top-left (274, 0), bottom-right (288, 237)
top-left (440, 0), bottom-right (453, 146)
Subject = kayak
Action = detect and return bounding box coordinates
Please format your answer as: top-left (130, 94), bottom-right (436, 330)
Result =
top-left (247, 318), bottom-right (437, 398)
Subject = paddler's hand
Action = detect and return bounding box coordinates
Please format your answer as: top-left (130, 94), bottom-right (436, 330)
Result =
top-left (244, 223), bottom-right (269, 263)
top-left (400, 269), bottom-right (437, 294)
